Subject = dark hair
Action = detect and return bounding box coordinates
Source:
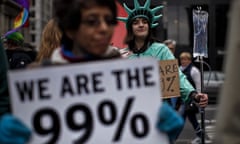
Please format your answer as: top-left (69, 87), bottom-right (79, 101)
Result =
top-left (53, 0), bottom-right (117, 50)
top-left (124, 18), bottom-right (158, 53)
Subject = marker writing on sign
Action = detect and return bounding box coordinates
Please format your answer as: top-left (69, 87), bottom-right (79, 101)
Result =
top-left (159, 63), bottom-right (178, 76)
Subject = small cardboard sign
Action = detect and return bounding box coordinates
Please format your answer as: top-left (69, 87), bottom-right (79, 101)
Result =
top-left (159, 59), bottom-right (180, 99)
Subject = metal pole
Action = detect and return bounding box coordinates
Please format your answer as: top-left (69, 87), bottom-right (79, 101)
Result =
top-left (200, 56), bottom-right (205, 144)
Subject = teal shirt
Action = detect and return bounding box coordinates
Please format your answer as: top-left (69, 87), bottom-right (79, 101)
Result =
top-left (0, 41), bottom-right (10, 116)
top-left (126, 42), bottom-right (195, 103)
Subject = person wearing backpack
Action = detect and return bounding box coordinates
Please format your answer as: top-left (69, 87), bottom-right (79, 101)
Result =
top-left (3, 32), bottom-right (37, 70)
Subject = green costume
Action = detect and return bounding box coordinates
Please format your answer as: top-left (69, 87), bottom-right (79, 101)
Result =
top-left (125, 42), bottom-right (195, 103)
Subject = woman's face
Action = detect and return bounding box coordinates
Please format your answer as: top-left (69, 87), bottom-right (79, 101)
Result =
top-left (131, 17), bottom-right (149, 40)
top-left (68, 6), bottom-right (116, 55)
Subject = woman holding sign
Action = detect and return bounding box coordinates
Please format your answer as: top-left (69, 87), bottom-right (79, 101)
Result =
top-left (0, 0), bottom-right (187, 143)
top-left (51, 0), bottom-right (183, 143)
top-left (0, 0), bottom-right (185, 143)
top-left (118, 0), bottom-right (208, 141)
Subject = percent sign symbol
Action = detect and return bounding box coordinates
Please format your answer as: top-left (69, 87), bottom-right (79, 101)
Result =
top-left (166, 76), bottom-right (176, 92)
top-left (98, 97), bottom-right (150, 142)
top-left (32, 97), bottom-right (150, 144)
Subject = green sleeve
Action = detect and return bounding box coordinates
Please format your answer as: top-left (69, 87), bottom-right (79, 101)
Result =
top-left (126, 43), bottom-right (196, 103)
top-left (0, 41), bottom-right (10, 116)
top-left (153, 43), bottom-right (196, 103)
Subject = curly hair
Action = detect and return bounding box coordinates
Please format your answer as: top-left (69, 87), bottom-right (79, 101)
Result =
top-left (36, 18), bottom-right (62, 62)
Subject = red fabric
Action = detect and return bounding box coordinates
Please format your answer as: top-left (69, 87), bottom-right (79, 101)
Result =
top-left (111, 1), bottom-right (127, 49)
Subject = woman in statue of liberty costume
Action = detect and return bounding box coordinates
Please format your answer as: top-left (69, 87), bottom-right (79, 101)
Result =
top-left (118, 0), bottom-right (209, 142)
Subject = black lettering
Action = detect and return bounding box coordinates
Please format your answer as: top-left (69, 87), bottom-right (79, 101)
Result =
top-left (111, 70), bottom-right (124, 90)
top-left (159, 66), bottom-right (165, 76)
top-left (127, 68), bottom-right (140, 88)
top-left (161, 78), bottom-right (165, 90)
top-left (15, 80), bottom-right (34, 102)
top-left (143, 66), bottom-right (155, 86)
top-left (173, 64), bottom-right (178, 72)
top-left (38, 79), bottom-right (51, 100)
top-left (61, 76), bottom-right (74, 97)
top-left (165, 65), bottom-right (172, 75)
top-left (76, 74), bottom-right (89, 94)
top-left (92, 72), bottom-right (105, 93)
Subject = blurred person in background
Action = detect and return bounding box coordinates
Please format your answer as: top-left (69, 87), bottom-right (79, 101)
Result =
top-left (163, 39), bottom-right (176, 54)
top-left (215, 0), bottom-right (240, 143)
top-left (179, 52), bottom-right (211, 144)
top-left (3, 32), bottom-right (37, 69)
top-left (0, 40), bottom-right (10, 116)
top-left (0, 39), bottom-right (32, 144)
top-left (35, 18), bottom-right (62, 63)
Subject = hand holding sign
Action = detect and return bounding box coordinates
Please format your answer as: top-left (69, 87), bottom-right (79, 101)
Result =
top-left (8, 58), bottom-right (169, 144)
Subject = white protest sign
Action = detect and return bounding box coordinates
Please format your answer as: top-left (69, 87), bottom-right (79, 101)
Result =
top-left (8, 58), bottom-right (169, 144)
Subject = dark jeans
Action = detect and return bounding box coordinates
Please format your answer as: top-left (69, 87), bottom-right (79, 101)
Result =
top-left (180, 104), bottom-right (201, 137)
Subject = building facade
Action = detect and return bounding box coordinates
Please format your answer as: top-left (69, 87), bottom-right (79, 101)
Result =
top-left (0, 0), bottom-right (21, 38)
top-left (29, 0), bottom-right (53, 50)
top-left (0, 0), bottom-right (53, 49)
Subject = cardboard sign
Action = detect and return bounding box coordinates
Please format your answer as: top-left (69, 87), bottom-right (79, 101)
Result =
top-left (8, 58), bottom-right (169, 144)
top-left (159, 59), bottom-right (180, 99)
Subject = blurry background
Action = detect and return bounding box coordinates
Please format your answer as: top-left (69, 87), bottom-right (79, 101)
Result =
top-left (0, 0), bottom-right (230, 71)
top-left (0, 0), bottom-right (230, 107)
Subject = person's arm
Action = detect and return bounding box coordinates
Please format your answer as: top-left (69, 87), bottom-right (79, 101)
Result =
top-left (0, 41), bottom-right (10, 116)
top-left (156, 102), bottom-right (184, 142)
top-left (153, 43), bottom-right (195, 103)
top-left (215, 1), bottom-right (240, 143)
top-left (0, 114), bottom-right (31, 144)
top-left (153, 43), bottom-right (208, 107)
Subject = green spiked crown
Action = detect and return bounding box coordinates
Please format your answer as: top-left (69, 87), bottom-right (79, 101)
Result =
top-left (118, 0), bottom-right (163, 28)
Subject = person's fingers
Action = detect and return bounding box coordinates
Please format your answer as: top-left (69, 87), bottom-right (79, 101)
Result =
top-left (199, 101), bottom-right (208, 107)
top-left (198, 96), bottom-right (208, 107)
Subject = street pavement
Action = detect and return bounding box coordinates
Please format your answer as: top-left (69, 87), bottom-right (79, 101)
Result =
top-left (175, 104), bottom-right (217, 144)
